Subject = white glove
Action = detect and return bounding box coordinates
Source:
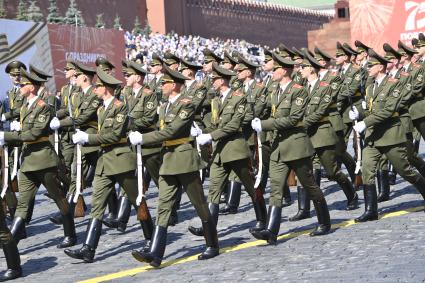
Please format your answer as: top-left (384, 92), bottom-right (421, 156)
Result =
top-left (348, 106), bottom-right (359, 121)
top-left (50, 117), bottom-right (61, 130)
top-left (353, 121), bottom-right (366, 133)
top-left (196, 133), bottom-right (212, 145)
top-left (129, 131), bottom-right (143, 145)
top-left (251, 118), bottom-right (262, 133)
top-left (72, 129), bottom-right (88, 144)
top-left (361, 100), bottom-right (367, 110)
top-left (0, 131), bottom-right (4, 145)
top-left (1, 114), bottom-right (5, 122)
top-left (190, 124), bottom-right (202, 137)
top-left (10, 121), bottom-right (21, 132)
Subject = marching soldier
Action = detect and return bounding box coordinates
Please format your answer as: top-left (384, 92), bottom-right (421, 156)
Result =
top-left (130, 65), bottom-right (219, 267)
top-left (103, 61), bottom-right (161, 232)
top-left (263, 49), bottom-right (292, 206)
top-left (29, 65), bottom-right (56, 106)
top-left (0, 199), bottom-right (21, 281)
top-left (314, 47), bottom-right (358, 187)
top-left (1, 61), bottom-right (26, 221)
top-left (250, 53), bottom-right (331, 244)
top-left (49, 62), bottom-right (101, 223)
top-left (148, 53), bottom-right (164, 100)
top-left (163, 52), bottom-right (180, 71)
top-left (188, 63), bottom-right (267, 237)
top-left (1, 68), bottom-right (76, 248)
top-left (349, 49), bottom-right (425, 222)
top-left (335, 41), bottom-right (364, 145)
top-left (300, 51), bottom-right (358, 210)
top-left (64, 67), bottom-right (154, 263)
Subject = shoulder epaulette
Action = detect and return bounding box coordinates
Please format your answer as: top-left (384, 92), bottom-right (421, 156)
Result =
top-left (37, 99), bottom-right (46, 106)
top-left (292, 84), bottom-right (302, 89)
top-left (180, 98), bottom-right (192, 104)
top-left (320, 81), bottom-right (329, 87)
top-left (114, 99), bottom-right (123, 106)
top-left (233, 90), bottom-right (243, 97)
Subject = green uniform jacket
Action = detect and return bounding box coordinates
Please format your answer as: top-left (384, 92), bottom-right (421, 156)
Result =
top-left (361, 76), bottom-right (406, 147)
top-left (129, 87), bottom-right (161, 156)
top-left (4, 97), bottom-right (58, 172)
top-left (205, 89), bottom-right (251, 164)
top-left (57, 83), bottom-right (79, 142)
top-left (261, 81), bottom-right (314, 162)
top-left (87, 98), bottom-right (135, 176)
top-left (408, 62), bottom-right (425, 120)
top-left (143, 95), bottom-right (203, 175)
top-left (59, 87), bottom-right (100, 154)
top-left (4, 86), bottom-right (24, 121)
top-left (181, 80), bottom-right (208, 129)
top-left (337, 64), bottom-right (363, 124)
top-left (303, 80), bottom-right (337, 148)
top-left (394, 69), bottom-right (414, 134)
top-left (241, 80), bottom-right (267, 146)
top-left (320, 70), bottom-right (345, 132)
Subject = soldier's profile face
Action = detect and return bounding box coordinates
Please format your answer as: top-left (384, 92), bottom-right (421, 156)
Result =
top-left (181, 68), bottom-right (192, 78)
top-left (9, 74), bottom-right (20, 84)
top-left (169, 64), bottom-right (179, 71)
top-left (203, 62), bottom-right (213, 73)
top-left (161, 81), bottom-right (174, 95)
top-left (272, 67), bottom-right (283, 81)
top-left (367, 63), bottom-right (381, 77)
top-left (65, 69), bottom-right (76, 79)
top-left (300, 65), bottom-right (312, 78)
top-left (335, 54), bottom-right (346, 65)
top-left (212, 77), bottom-right (223, 90)
top-left (125, 74), bottom-right (135, 87)
top-left (263, 60), bottom-right (274, 72)
top-left (75, 74), bottom-right (85, 86)
top-left (20, 84), bottom-right (32, 96)
top-left (94, 85), bottom-right (106, 97)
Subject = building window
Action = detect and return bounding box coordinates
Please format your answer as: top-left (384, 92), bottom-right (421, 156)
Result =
top-left (338, 7), bottom-right (349, 18)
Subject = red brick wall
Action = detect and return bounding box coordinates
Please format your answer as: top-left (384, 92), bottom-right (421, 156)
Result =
top-left (162, 0), bottom-right (332, 48)
top-left (4, 0), bottom-right (147, 31)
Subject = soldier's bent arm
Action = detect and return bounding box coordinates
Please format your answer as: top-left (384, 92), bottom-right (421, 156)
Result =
top-left (303, 85), bottom-right (333, 128)
top-left (143, 102), bottom-right (195, 145)
top-left (87, 103), bottom-right (127, 145)
top-left (363, 83), bottom-right (401, 127)
top-left (5, 102), bottom-right (51, 143)
top-left (210, 97), bottom-right (247, 141)
top-left (261, 87), bottom-right (307, 131)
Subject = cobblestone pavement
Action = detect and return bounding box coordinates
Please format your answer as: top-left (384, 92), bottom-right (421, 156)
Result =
top-left (1, 142), bottom-right (425, 283)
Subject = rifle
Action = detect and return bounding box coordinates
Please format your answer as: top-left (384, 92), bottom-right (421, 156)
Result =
top-left (136, 143), bottom-right (151, 221)
top-left (193, 122), bottom-right (203, 181)
top-left (68, 96), bottom-right (85, 216)
top-left (0, 144), bottom-right (8, 199)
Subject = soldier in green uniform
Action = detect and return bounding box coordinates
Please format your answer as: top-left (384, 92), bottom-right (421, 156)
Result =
top-left (49, 62), bottom-right (102, 223)
top-left (130, 65), bottom-right (219, 267)
top-left (2, 68), bottom-right (76, 248)
top-left (148, 53), bottom-right (164, 100)
top-left (300, 51), bottom-right (358, 210)
top-left (29, 65), bottom-right (55, 106)
top-left (291, 47), bottom-right (307, 86)
top-left (349, 49), bottom-right (425, 222)
top-left (1, 61), bottom-right (26, 222)
top-left (103, 61), bottom-right (161, 232)
top-left (0, 200), bottom-right (21, 281)
top-left (335, 41), bottom-right (364, 145)
top-left (314, 47), bottom-right (358, 185)
top-left (263, 49), bottom-right (292, 207)
top-left (218, 54), bottom-right (268, 215)
top-left (188, 63), bottom-right (267, 237)
top-left (250, 53), bottom-right (331, 244)
top-left (64, 67), bottom-right (154, 263)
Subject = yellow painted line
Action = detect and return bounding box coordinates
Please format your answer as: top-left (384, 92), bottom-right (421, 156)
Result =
top-left (78, 205), bottom-right (425, 283)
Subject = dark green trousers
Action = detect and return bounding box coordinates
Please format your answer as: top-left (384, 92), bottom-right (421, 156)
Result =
top-left (157, 172), bottom-right (208, 227)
